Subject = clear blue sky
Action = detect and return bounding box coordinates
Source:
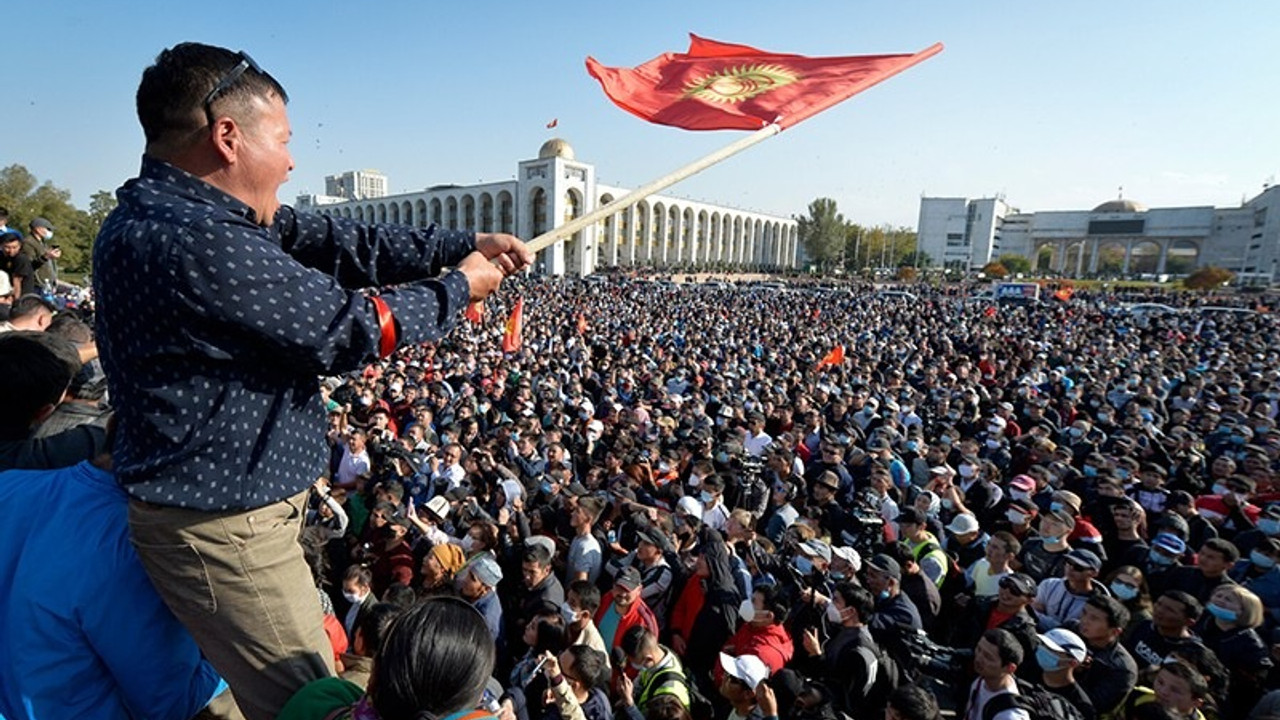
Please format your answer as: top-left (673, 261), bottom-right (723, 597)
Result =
top-left (7, 1), bottom-right (1278, 228)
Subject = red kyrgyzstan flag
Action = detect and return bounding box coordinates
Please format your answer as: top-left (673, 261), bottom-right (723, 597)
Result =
top-left (816, 345), bottom-right (845, 369)
top-left (464, 301), bottom-right (485, 325)
top-left (502, 298), bottom-right (524, 353)
top-left (586, 35), bottom-right (942, 132)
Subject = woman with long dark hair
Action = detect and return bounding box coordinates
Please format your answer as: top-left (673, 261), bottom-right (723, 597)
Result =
top-left (278, 596), bottom-right (498, 720)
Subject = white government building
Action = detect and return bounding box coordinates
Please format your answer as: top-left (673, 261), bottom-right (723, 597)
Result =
top-left (296, 139), bottom-right (800, 277)
top-left (917, 185), bottom-right (1280, 284)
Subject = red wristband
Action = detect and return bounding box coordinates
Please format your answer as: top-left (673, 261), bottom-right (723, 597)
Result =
top-left (369, 295), bottom-right (397, 358)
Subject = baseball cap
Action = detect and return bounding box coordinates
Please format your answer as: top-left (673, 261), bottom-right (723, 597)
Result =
top-left (946, 513), bottom-right (980, 535)
top-left (635, 527), bottom-right (671, 553)
top-left (466, 552), bottom-right (503, 587)
top-left (677, 495), bottom-right (704, 518)
top-left (798, 539), bottom-right (833, 563)
top-left (1038, 628), bottom-right (1088, 663)
top-left (614, 565), bottom-right (643, 591)
top-left (1152, 533), bottom-right (1187, 556)
top-left (866, 553), bottom-right (901, 581)
top-left (30, 217), bottom-right (52, 230)
top-left (719, 653), bottom-right (770, 689)
top-left (999, 573), bottom-right (1037, 597)
top-left (525, 535), bottom-right (557, 558)
top-left (831, 546), bottom-right (862, 572)
top-left (1009, 475), bottom-right (1036, 492)
top-left (1065, 548), bottom-right (1102, 572)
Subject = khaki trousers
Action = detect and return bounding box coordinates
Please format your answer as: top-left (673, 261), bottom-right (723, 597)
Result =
top-left (129, 489), bottom-right (335, 720)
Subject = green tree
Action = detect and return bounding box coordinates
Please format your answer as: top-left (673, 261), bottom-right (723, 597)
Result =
top-left (0, 164), bottom-right (103, 279)
top-left (998, 254), bottom-right (1031, 275)
top-left (795, 198), bottom-right (845, 271)
top-left (1183, 266), bottom-right (1234, 290)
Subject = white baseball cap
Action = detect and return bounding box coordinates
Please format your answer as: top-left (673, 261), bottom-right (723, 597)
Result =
top-left (719, 653), bottom-right (769, 690)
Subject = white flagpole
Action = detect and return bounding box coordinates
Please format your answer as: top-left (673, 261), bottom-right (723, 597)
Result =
top-left (525, 123), bottom-right (782, 254)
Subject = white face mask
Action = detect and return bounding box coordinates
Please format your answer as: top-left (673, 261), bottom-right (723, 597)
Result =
top-left (825, 601), bottom-right (843, 624)
top-left (958, 464), bottom-right (976, 479)
top-left (738, 599), bottom-right (756, 623)
top-left (1005, 509), bottom-right (1027, 525)
top-left (460, 536), bottom-right (476, 552)
top-left (343, 590), bottom-right (364, 604)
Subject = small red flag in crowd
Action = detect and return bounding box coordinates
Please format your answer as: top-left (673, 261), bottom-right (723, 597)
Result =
top-left (586, 34), bottom-right (942, 132)
top-left (576, 313), bottom-right (589, 335)
top-left (983, 305), bottom-right (998, 318)
top-left (464, 301), bottom-right (485, 325)
top-left (1054, 287), bottom-right (1075, 301)
top-left (811, 307), bottom-right (821, 321)
top-left (816, 345), bottom-right (845, 369)
top-left (502, 298), bottom-right (524, 353)
top-left (546, 118), bottom-right (558, 129)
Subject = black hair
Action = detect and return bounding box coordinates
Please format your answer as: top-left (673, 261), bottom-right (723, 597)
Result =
top-left (529, 613), bottom-right (568, 656)
top-left (0, 331), bottom-right (82, 439)
top-left (885, 685), bottom-right (941, 720)
top-left (10, 295), bottom-right (56, 322)
top-left (1201, 537), bottom-right (1240, 564)
top-left (1085, 595), bottom-right (1130, 631)
top-left (620, 624), bottom-right (658, 659)
top-left (379, 479), bottom-right (406, 504)
top-left (136, 42), bottom-right (289, 149)
top-left (753, 582), bottom-right (789, 622)
top-left (345, 565), bottom-right (373, 588)
top-left (569, 579), bottom-right (601, 614)
top-left (356, 602), bottom-right (403, 657)
top-left (1159, 590), bottom-right (1203, 621)
top-left (981, 628), bottom-right (1023, 668)
top-left (564, 644), bottom-right (609, 690)
top-left (1159, 658), bottom-right (1210, 700)
top-left (45, 313), bottom-right (93, 344)
top-left (383, 583), bottom-right (418, 610)
top-left (522, 543), bottom-right (553, 568)
top-left (372, 596), bottom-right (496, 720)
top-left (831, 582), bottom-right (874, 622)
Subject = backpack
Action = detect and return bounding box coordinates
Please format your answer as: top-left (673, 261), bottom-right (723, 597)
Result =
top-left (981, 679), bottom-right (1087, 720)
top-left (646, 666), bottom-right (715, 720)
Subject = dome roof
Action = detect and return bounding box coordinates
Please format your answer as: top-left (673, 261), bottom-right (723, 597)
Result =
top-left (1092, 198), bottom-right (1146, 213)
top-left (538, 138), bottom-right (575, 160)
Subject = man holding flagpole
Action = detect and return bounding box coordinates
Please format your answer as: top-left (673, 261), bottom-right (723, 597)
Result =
top-left (93, 42), bottom-right (530, 720)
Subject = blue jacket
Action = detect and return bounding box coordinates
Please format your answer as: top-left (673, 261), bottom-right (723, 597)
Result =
top-left (0, 461), bottom-right (224, 720)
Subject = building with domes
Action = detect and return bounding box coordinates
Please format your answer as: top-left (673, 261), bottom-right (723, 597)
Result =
top-left (917, 186), bottom-right (1280, 283)
top-left (294, 139), bottom-right (800, 277)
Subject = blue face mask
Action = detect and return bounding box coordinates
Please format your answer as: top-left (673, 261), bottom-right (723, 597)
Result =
top-left (1083, 466), bottom-right (1098, 477)
top-left (878, 589), bottom-right (890, 600)
top-left (906, 440), bottom-right (919, 452)
top-left (1115, 468), bottom-right (1130, 481)
top-left (1259, 519), bottom-right (1280, 536)
top-left (1206, 603), bottom-right (1238, 623)
top-left (1050, 501), bottom-right (1066, 513)
top-left (1149, 551), bottom-right (1175, 567)
top-left (540, 480), bottom-right (554, 495)
top-left (830, 571), bottom-right (846, 581)
top-left (1251, 550), bottom-right (1277, 570)
top-left (1035, 647), bottom-right (1063, 672)
top-left (793, 556), bottom-right (814, 575)
top-left (1110, 582), bottom-right (1139, 601)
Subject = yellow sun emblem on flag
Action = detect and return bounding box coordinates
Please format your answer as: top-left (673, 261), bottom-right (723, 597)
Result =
top-left (683, 64), bottom-right (799, 104)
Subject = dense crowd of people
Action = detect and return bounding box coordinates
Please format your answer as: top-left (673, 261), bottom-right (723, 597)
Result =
top-left (7, 39), bottom-right (1280, 720)
top-left (11, 263), bottom-right (1280, 720)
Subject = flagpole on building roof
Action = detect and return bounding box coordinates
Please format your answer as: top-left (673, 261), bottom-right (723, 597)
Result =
top-left (524, 122), bottom-right (781, 255)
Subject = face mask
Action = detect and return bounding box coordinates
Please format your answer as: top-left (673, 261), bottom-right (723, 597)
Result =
top-left (1083, 466), bottom-right (1098, 477)
top-left (1110, 582), bottom-right (1139, 601)
top-left (738, 599), bottom-right (756, 623)
top-left (1034, 647), bottom-right (1063, 672)
top-left (793, 555), bottom-right (814, 575)
top-left (629, 661), bottom-right (647, 673)
top-left (1149, 551), bottom-right (1175, 567)
top-left (825, 601), bottom-right (843, 624)
top-left (1212, 483), bottom-right (1231, 496)
top-left (1251, 550), bottom-right (1276, 569)
top-left (1068, 427), bottom-right (1084, 439)
top-left (941, 498), bottom-right (954, 510)
top-left (958, 464), bottom-right (976, 479)
top-left (541, 480), bottom-right (555, 495)
top-left (1260, 519), bottom-right (1280, 536)
top-left (878, 589), bottom-right (890, 600)
top-left (700, 490), bottom-right (714, 504)
top-left (716, 451), bottom-right (730, 464)
top-left (1050, 502), bottom-right (1066, 513)
top-left (905, 440), bottom-right (918, 452)
top-left (1115, 468), bottom-right (1130, 481)
top-left (343, 590), bottom-right (364, 604)
top-left (359, 396), bottom-right (373, 407)
top-left (460, 536), bottom-right (476, 552)
top-left (560, 602), bottom-right (580, 625)
top-left (1041, 535), bottom-right (1061, 545)
top-left (1008, 489), bottom-right (1030, 503)
top-left (985, 438), bottom-right (1001, 450)
top-left (1006, 509), bottom-right (1028, 525)
top-left (688, 474), bottom-right (703, 488)
top-left (830, 571), bottom-right (846, 581)
top-left (1206, 603), bottom-right (1238, 623)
